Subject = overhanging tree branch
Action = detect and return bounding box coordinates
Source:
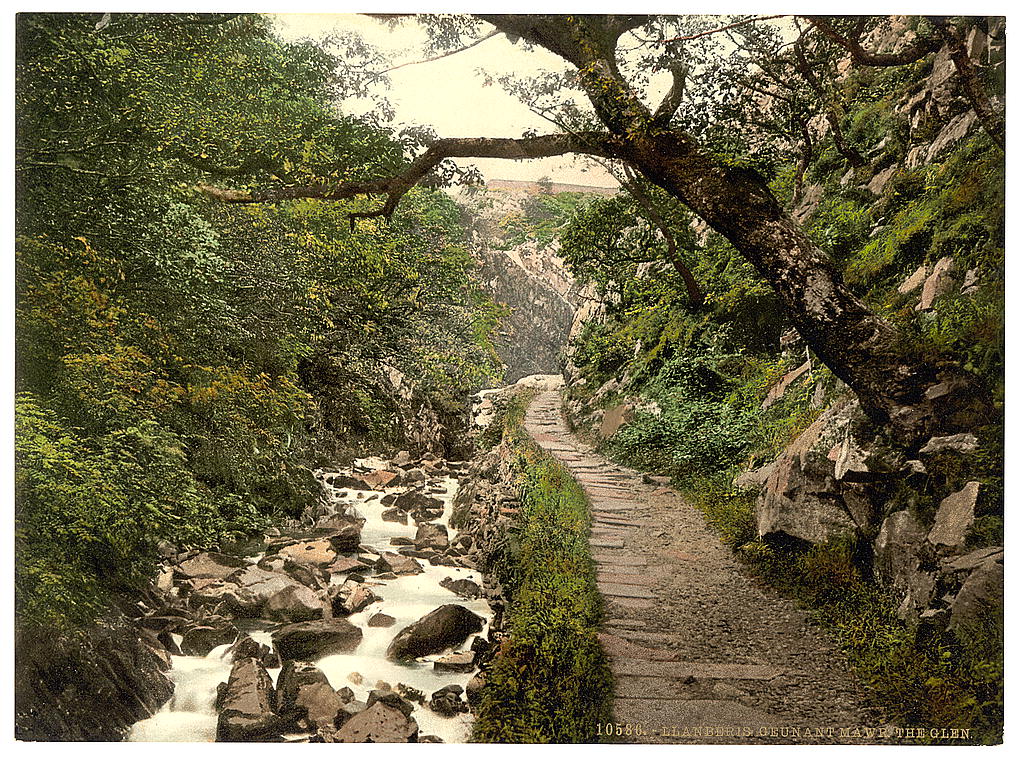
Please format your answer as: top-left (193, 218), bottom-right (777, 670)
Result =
top-left (199, 132), bottom-right (616, 225)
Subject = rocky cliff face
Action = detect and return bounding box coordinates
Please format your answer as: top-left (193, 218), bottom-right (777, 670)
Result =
top-left (454, 183), bottom-right (603, 383)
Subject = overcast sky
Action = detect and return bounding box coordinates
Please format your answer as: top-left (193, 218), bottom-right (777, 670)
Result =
top-left (273, 14), bottom-right (621, 187)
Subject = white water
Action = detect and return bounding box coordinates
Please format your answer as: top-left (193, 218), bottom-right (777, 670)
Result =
top-left (128, 473), bottom-right (491, 743)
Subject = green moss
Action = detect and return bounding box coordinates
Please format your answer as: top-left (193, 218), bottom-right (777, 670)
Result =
top-left (472, 392), bottom-right (613, 743)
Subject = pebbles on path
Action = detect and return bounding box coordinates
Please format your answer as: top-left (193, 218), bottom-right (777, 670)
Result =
top-left (523, 390), bottom-right (880, 745)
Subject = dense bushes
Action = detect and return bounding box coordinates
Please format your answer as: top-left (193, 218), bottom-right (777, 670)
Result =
top-left (473, 393), bottom-right (612, 742)
top-left (15, 13), bottom-right (501, 629)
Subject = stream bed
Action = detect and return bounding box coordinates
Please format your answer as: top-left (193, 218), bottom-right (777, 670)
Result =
top-left (127, 463), bottom-right (492, 743)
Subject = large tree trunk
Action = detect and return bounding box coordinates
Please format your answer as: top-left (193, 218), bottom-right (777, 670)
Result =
top-left (483, 14), bottom-right (989, 445)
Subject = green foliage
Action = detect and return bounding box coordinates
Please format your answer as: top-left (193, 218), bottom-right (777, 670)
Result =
top-left (608, 354), bottom-right (755, 476)
top-left (473, 394), bottom-right (612, 743)
top-left (14, 12), bottom-right (501, 629)
top-left (496, 191), bottom-right (596, 250)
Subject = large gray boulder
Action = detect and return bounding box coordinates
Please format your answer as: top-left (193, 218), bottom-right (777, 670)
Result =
top-left (272, 619), bottom-right (363, 661)
top-left (948, 556), bottom-right (1003, 662)
top-left (275, 661), bottom-right (349, 732)
top-left (215, 658), bottom-right (286, 742)
top-left (329, 700), bottom-right (418, 743)
top-left (928, 481), bottom-right (980, 548)
top-left (394, 490), bottom-right (443, 513)
top-left (176, 551), bottom-right (248, 580)
top-left (873, 510), bottom-right (935, 621)
top-left (386, 604), bottom-right (484, 661)
top-left (328, 581), bottom-right (381, 616)
top-left (755, 400), bottom-right (861, 543)
top-left (179, 624), bottom-right (238, 656)
top-left (414, 522), bottom-right (449, 550)
top-left (263, 584), bottom-right (326, 623)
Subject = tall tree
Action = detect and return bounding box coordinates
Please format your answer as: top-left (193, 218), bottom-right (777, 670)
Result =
top-left (201, 14), bottom-right (999, 444)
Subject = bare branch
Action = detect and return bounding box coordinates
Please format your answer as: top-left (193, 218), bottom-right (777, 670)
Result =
top-left (619, 166), bottom-right (704, 306)
top-left (370, 29), bottom-right (500, 79)
top-left (793, 39), bottom-right (866, 167)
top-left (659, 15), bottom-right (788, 44)
top-left (653, 63), bottom-right (688, 126)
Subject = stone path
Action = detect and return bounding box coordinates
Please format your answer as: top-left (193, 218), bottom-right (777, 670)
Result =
top-left (523, 390), bottom-right (882, 745)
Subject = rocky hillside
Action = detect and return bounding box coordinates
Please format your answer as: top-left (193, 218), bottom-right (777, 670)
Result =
top-left (454, 182), bottom-right (605, 382)
top-left (559, 15), bottom-right (1003, 739)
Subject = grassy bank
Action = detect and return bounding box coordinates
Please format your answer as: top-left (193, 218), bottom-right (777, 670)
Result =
top-left (472, 391), bottom-right (613, 742)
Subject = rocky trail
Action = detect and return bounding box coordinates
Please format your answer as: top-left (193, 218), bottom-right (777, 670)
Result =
top-left (524, 389), bottom-right (884, 744)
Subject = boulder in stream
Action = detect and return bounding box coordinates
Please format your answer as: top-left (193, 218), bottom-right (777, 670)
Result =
top-left (263, 584), bottom-right (326, 623)
top-left (328, 581), bottom-right (381, 616)
top-left (394, 490), bottom-right (443, 513)
top-left (329, 700), bottom-right (419, 743)
top-left (414, 522), bottom-right (449, 550)
top-left (439, 576), bottom-right (482, 599)
top-left (276, 661), bottom-right (350, 732)
top-left (215, 657), bottom-right (287, 742)
top-left (368, 612), bottom-right (396, 628)
top-left (386, 604), bottom-right (484, 661)
top-left (272, 619), bottom-right (363, 661)
top-left (179, 623), bottom-right (238, 656)
top-left (375, 551), bottom-right (423, 576)
top-left (428, 684), bottom-right (469, 717)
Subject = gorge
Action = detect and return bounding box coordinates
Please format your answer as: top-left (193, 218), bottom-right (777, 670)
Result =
top-left (14, 12), bottom-right (1004, 746)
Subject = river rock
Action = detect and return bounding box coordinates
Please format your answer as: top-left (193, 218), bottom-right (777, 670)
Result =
top-left (322, 525), bottom-right (362, 553)
top-left (395, 490), bottom-right (443, 513)
top-left (179, 624), bottom-right (238, 656)
top-left (263, 584), bottom-right (326, 623)
top-left (215, 657), bottom-right (286, 742)
top-left (376, 551), bottom-right (423, 576)
top-left (275, 538), bottom-right (337, 567)
top-left (359, 469), bottom-right (399, 490)
top-left (329, 555), bottom-right (371, 575)
top-left (328, 581), bottom-right (380, 616)
top-left (395, 683), bottom-right (425, 704)
top-left (465, 674), bottom-right (486, 707)
top-left (386, 604), bottom-right (484, 661)
top-left (433, 651), bottom-right (475, 673)
top-left (428, 685), bottom-right (468, 717)
top-left (439, 576), bottom-right (482, 599)
top-left (414, 522), bottom-right (449, 550)
top-left (273, 619), bottom-right (363, 661)
top-left (176, 551), bottom-right (249, 580)
top-left (381, 507), bottom-right (409, 524)
top-left (367, 689), bottom-right (415, 717)
top-left (398, 468), bottom-right (427, 485)
top-left (276, 661), bottom-right (348, 731)
top-left (227, 635), bottom-right (277, 669)
top-left (330, 700), bottom-right (418, 743)
top-left (368, 612), bottom-right (396, 628)
top-left (354, 456), bottom-right (391, 472)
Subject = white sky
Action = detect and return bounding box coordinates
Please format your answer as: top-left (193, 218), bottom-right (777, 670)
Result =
top-left (272, 13), bottom-right (621, 186)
